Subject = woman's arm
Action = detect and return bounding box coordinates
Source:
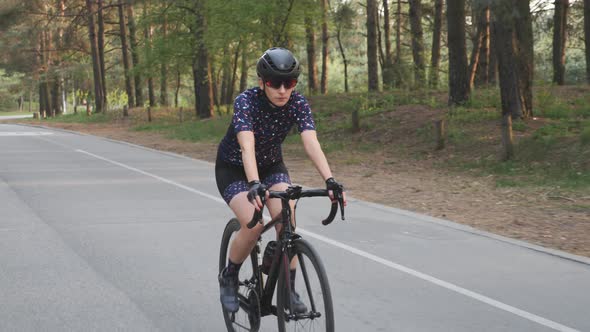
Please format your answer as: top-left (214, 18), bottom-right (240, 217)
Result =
top-left (301, 130), bottom-right (346, 204)
top-left (300, 130), bottom-right (333, 181)
top-left (237, 131), bottom-right (267, 210)
top-left (237, 131), bottom-right (259, 183)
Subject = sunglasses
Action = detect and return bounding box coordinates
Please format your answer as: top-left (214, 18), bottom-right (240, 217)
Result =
top-left (264, 78), bottom-right (298, 89)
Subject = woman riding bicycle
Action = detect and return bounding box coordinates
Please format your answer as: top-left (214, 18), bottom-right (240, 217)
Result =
top-left (216, 47), bottom-right (346, 313)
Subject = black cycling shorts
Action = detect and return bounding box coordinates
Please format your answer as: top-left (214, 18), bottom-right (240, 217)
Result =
top-left (215, 155), bottom-right (291, 205)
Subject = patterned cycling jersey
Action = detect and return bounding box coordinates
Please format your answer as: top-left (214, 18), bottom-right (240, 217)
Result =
top-left (218, 87), bottom-right (316, 167)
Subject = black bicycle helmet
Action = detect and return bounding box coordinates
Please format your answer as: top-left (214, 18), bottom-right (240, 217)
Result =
top-left (256, 47), bottom-right (301, 80)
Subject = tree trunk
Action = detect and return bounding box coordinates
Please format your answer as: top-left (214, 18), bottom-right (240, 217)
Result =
top-left (475, 6), bottom-right (491, 86)
top-left (239, 45), bottom-right (248, 92)
top-left (97, 0), bottom-right (107, 109)
top-left (382, 0), bottom-right (395, 89)
top-left (394, 0), bottom-right (403, 88)
top-left (320, 0), bottom-right (329, 95)
top-left (409, 0), bottom-right (425, 87)
top-left (220, 50), bottom-right (230, 105)
top-left (305, 15), bottom-right (319, 94)
top-left (501, 113), bottom-right (514, 161)
top-left (515, 0), bottom-right (534, 118)
top-left (493, 0), bottom-right (522, 120)
top-left (377, 9), bottom-right (385, 77)
top-left (553, 0), bottom-right (568, 85)
top-left (118, 0), bottom-right (134, 108)
top-left (446, 0), bottom-right (470, 105)
top-left (367, 0), bottom-right (379, 91)
top-left (468, 16), bottom-right (484, 91)
top-left (585, 0), bottom-right (590, 84)
top-left (488, 21), bottom-right (498, 85)
top-left (227, 44), bottom-right (240, 104)
top-left (429, 0), bottom-right (443, 88)
top-left (175, 67), bottom-right (181, 108)
top-left (41, 31), bottom-right (52, 116)
top-left (211, 62), bottom-right (220, 111)
top-left (144, 17), bottom-right (155, 108)
top-left (127, 0), bottom-right (143, 107)
top-left (160, 13), bottom-right (169, 106)
top-left (193, 1), bottom-right (213, 119)
top-left (337, 29), bottom-right (349, 93)
top-left (54, 0), bottom-right (66, 115)
top-left (46, 27), bottom-right (59, 117)
top-left (86, 0), bottom-right (104, 113)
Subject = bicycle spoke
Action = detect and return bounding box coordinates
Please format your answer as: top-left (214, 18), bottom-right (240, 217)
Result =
top-left (298, 252), bottom-right (317, 313)
top-left (277, 239), bottom-right (333, 332)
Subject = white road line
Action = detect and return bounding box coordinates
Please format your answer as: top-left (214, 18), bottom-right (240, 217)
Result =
top-left (76, 149), bottom-right (224, 204)
top-left (76, 148), bottom-right (579, 332)
top-left (297, 229), bottom-right (579, 332)
top-left (0, 131), bottom-right (53, 136)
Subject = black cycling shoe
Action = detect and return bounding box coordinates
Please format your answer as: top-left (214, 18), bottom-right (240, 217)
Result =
top-left (219, 268), bottom-right (239, 313)
top-left (289, 289), bottom-right (308, 314)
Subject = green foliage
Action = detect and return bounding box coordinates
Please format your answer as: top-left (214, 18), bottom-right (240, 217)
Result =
top-left (581, 127), bottom-right (590, 146)
top-left (108, 89), bottom-right (129, 110)
top-left (464, 89), bottom-right (501, 109)
top-left (133, 115), bottom-right (232, 143)
top-left (448, 107), bottom-right (498, 124)
top-left (0, 69), bottom-right (26, 112)
top-left (42, 113), bottom-right (113, 124)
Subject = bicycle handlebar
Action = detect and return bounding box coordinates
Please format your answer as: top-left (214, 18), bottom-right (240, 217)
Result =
top-left (246, 186), bottom-right (345, 229)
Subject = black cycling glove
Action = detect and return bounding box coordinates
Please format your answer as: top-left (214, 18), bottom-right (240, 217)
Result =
top-left (247, 180), bottom-right (267, 203)
top-left (325, 177), bottom-right (344, 194)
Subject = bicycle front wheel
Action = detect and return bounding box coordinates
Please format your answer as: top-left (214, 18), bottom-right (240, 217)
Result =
top-left (219, 218), bottom-right (261, 332)
top-left (276, 238), bottom-right (334, 332)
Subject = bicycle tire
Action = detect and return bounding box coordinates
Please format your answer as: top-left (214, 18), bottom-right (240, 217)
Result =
top-left (276, 238), bottom-right (334, 332)
top-left (219, 218), bottom-right (261, 332)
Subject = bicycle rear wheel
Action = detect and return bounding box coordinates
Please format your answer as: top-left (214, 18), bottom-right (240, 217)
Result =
top-left (276, 238), bottom-right (334, 332)
top-left (219, 218), bottom-right (262, 332)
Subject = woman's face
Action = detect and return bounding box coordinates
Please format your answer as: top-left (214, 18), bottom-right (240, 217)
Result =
top-left (259, 78), bottom-right (295, 107)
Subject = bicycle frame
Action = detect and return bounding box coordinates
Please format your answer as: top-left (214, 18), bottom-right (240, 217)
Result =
top-left (240, 184), bottom-right (344, 319)
top-left (254, 196), bottom-right (298, 317)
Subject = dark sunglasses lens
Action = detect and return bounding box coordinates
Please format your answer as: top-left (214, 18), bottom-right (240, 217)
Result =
top-left (265, 79), bottom-right (297, 89)
top-left (283, 79), bottom-right (297, 89)
top-left (265, 80), bottom-right (280, 89)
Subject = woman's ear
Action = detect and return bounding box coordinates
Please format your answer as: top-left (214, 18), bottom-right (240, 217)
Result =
top-left (258, 78), bottom-right (264, 90)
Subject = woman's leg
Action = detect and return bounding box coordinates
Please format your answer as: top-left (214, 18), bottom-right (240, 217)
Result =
top-left (227, 191), bottom-right (264, 264)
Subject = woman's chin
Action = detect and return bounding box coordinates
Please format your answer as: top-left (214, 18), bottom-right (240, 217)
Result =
top-left (272, 99), bottom-right (288, 107)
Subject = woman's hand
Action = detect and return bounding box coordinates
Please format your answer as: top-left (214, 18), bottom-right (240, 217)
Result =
top-left (325, 177), bottom-right (347, 206)
top-left (247, 180), bottom-right (268, 211)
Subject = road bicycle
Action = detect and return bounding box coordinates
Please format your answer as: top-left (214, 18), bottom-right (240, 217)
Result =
top-left (219, 184), bottom-right (345, 331)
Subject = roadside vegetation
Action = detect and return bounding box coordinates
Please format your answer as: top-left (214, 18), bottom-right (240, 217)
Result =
top-left (24, 85), bottom-right (590, 195)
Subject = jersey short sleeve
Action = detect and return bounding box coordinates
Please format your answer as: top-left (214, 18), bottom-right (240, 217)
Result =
top-left (293, 94), bottom-right (316, 133)
top-left (231, 93), bottom-right (253, 133)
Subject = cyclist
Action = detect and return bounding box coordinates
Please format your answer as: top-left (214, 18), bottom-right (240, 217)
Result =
top-left (216, 47), bottom-right (346, 313)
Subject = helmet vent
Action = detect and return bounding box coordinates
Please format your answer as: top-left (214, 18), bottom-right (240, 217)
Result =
top-left (264, 54), bottom-right (293, 73)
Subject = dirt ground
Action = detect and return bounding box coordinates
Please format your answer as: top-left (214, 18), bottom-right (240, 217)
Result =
top-left (22, 118), bottom-right (589, 259)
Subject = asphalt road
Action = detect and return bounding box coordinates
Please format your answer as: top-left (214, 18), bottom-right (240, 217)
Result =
top-left (1, 123), bottom-right (589, 332)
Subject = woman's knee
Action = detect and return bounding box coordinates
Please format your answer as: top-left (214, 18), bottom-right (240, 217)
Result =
top-left (229, 192), bottom-right (263, 235)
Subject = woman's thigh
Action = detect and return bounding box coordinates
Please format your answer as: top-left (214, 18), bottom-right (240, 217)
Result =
top-left (267, 182), bottom-right (296, 228)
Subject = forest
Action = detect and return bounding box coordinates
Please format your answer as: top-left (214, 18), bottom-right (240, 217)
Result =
top-left (0, 0), bottom-right (589, 162)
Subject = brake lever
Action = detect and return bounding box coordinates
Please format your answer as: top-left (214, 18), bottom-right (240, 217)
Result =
top-left (246, 195), bottom-right (266, 229)
top-left (338, 193), bottom-right (345, 220)
top-left (322, 189), bottom-right (345, 225)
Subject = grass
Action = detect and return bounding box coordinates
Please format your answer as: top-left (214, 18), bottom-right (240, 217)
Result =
top-left (0, 111), bottom-right (34, 116)
top-left (39, 112), bottom-right (114, 124)
top-left (133, 116), bottom-right (230, 143)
